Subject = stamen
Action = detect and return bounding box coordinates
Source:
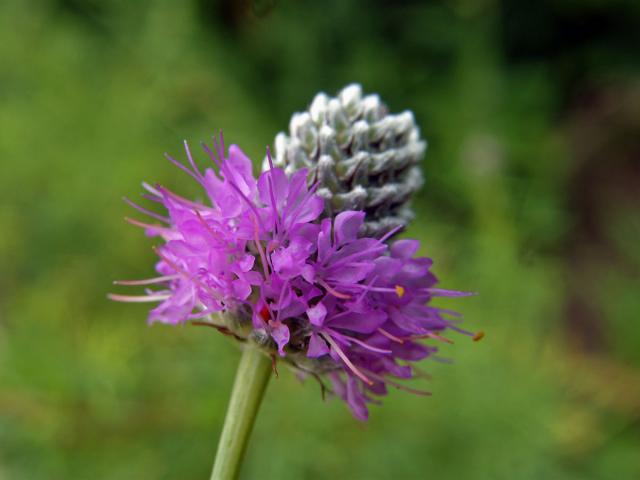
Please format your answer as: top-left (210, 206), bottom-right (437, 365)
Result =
top-left (420, 288), bottom-right (475, 297)
top-left (362, 369), bottom-right (431, 396)
top-left (327, 329), bottom-right (392, 354)
top-left (407, 364), bottom-right (432, 381)
top-left (344, 283), bottom-right (395, 294)
top-left (195, 210), bottom-right (219, 239)
top-left (214, 136), bottom-right (236, 182)
top-left (201, 141), bottom-right (222, 167)
top-left (252, 218), bottom-right (270, 279)
top-left (113, 275), bottom-right (178, 286)
top-left (153, 247), bottom-right (222, 300)
top-left (448, 325), bottom-right (474, 336)
top-left (164, 152), bottom-right (201, 184)
top-left (274, 279), bottom-right (289, 323)
top-left (226, 180), bottom-right (266, 231)
top-left (317, 278), bottom-right (351, 300)
top-left (183, 140), bottom-right (203, 180)
top-left (265, 147), bottom-right (281, 234)
top-left (349, 274), bottom-right (379, 303)
top-left (213, 134), bottom-right (241, 186)
top-left (107, 293), bottom-right (170, 303)
top-left (266, 145), bottom-right (275, 171)
top-left (279, 171), bottom-right (306, 223)
top-left (142, 182), bottom-right (162, 197)
top-left (156, 185), bottom-right (205, 210)
top-left (122, 197), bottom-right (170, 223)
top-left (281, 180), bottom-right (320, 230)
top-left (379, 224), bottom-right (403, 243)
top-left (216, 130), bottom-right (226, 161)
top-left (320, 333), bottom-right (373, 386)
top-left (378, 328), bottom-right (405, 344)
top-left (142, 193), bottom-right (162, 204)
top-left (124, 217), bottom-right (173, 235)
top-left (432, 307), bottom-right (463, 318)
top-left (325, 241), bottom-right (386, 271)
top-left (412, 332), bottom-right (454, 344)
top-left (395, 285), bottom-right (405, 298)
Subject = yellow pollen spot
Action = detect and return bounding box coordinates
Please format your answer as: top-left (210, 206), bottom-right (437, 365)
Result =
top-left (395, 285), bottom-right (405, 298)
top-left (473, 331), bottom-right (485, 342)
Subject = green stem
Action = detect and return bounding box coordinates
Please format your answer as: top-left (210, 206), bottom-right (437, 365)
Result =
top-left (210, 344), bottom-right (272, 480)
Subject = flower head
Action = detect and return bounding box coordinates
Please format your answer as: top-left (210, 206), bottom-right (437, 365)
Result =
top-left (268, 84), bottom-right (426, 238)
top-left (111, 135), bottom-right (473, 420)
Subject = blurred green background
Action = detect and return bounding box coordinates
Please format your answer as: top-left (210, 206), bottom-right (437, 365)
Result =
top-left (2, 1), bottom-right (640, 478)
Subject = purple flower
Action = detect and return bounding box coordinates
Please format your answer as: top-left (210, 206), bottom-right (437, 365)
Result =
top-left (111, 135), bottom-right (474, 420)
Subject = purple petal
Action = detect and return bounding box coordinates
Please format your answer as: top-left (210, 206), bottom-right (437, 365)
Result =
top-left (257, 167), bottom-right (289, 210)
top-left (301, 265), bottom-right (316, 283)
top-left (324, 262), bottom-right (375, 284)
top-left (269, 320), bottom-right (290, 356)
top-left (390, 239), bottom-right (420, 259)
top-left (278, 296), bottom-right (307, 319)
top-left (226, 145), bottom-right (256, 196)
top-left (285, 170), bottom-right (325, 225)
top-left (306, 302), bottom-right (327, 326)
top-left (391, 341), bottom-right (434, 361)
top-left (203, 169), bottom-right (244, 217)
top-left (252, 302), bottom-right (268, 329)
top-left (235, 254), bottom-right (255, 272)
top-left (232, 278), bottom-right (251, 300)
top-left (334, 211), bottom-right (365, 246)
top-left (317, 218), bottom-right (333, 263)
top-left (271, 237), bottom-right (313, 279)
top-left (307, 333), bottom-right (329, 357)
top-left (346, 376), bottom-right (369, 421)
top-left (327, 309), bottom-right (387, 333)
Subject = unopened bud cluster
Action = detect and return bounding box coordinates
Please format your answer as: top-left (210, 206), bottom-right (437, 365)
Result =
top-left (266, 84), bottom-right (426, 237)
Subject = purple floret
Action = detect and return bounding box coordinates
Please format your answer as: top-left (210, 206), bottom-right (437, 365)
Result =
top-left (111, 136), bottom-right (473, 420)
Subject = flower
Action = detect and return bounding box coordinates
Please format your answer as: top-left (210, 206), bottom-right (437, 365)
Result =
top-left (110, 135), bottom-right (472, 420)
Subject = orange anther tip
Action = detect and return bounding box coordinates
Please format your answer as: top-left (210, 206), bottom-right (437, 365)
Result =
top-left (473, 331), bottom-right (485, 342)
top-left (395, 285), bottom-right (406, 298)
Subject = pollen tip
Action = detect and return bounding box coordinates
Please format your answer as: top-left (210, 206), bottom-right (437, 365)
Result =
top-left (395, 285), bottom-right (405, 298)
top-left (473, 331), bottom-right (485, 342)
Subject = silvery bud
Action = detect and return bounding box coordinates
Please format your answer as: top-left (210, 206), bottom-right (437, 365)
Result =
top-left (265, 84), bottom-right (426, 237)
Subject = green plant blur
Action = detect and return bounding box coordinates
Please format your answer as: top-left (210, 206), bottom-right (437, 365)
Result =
top-left (1, 1), bottom-right (639, 479)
